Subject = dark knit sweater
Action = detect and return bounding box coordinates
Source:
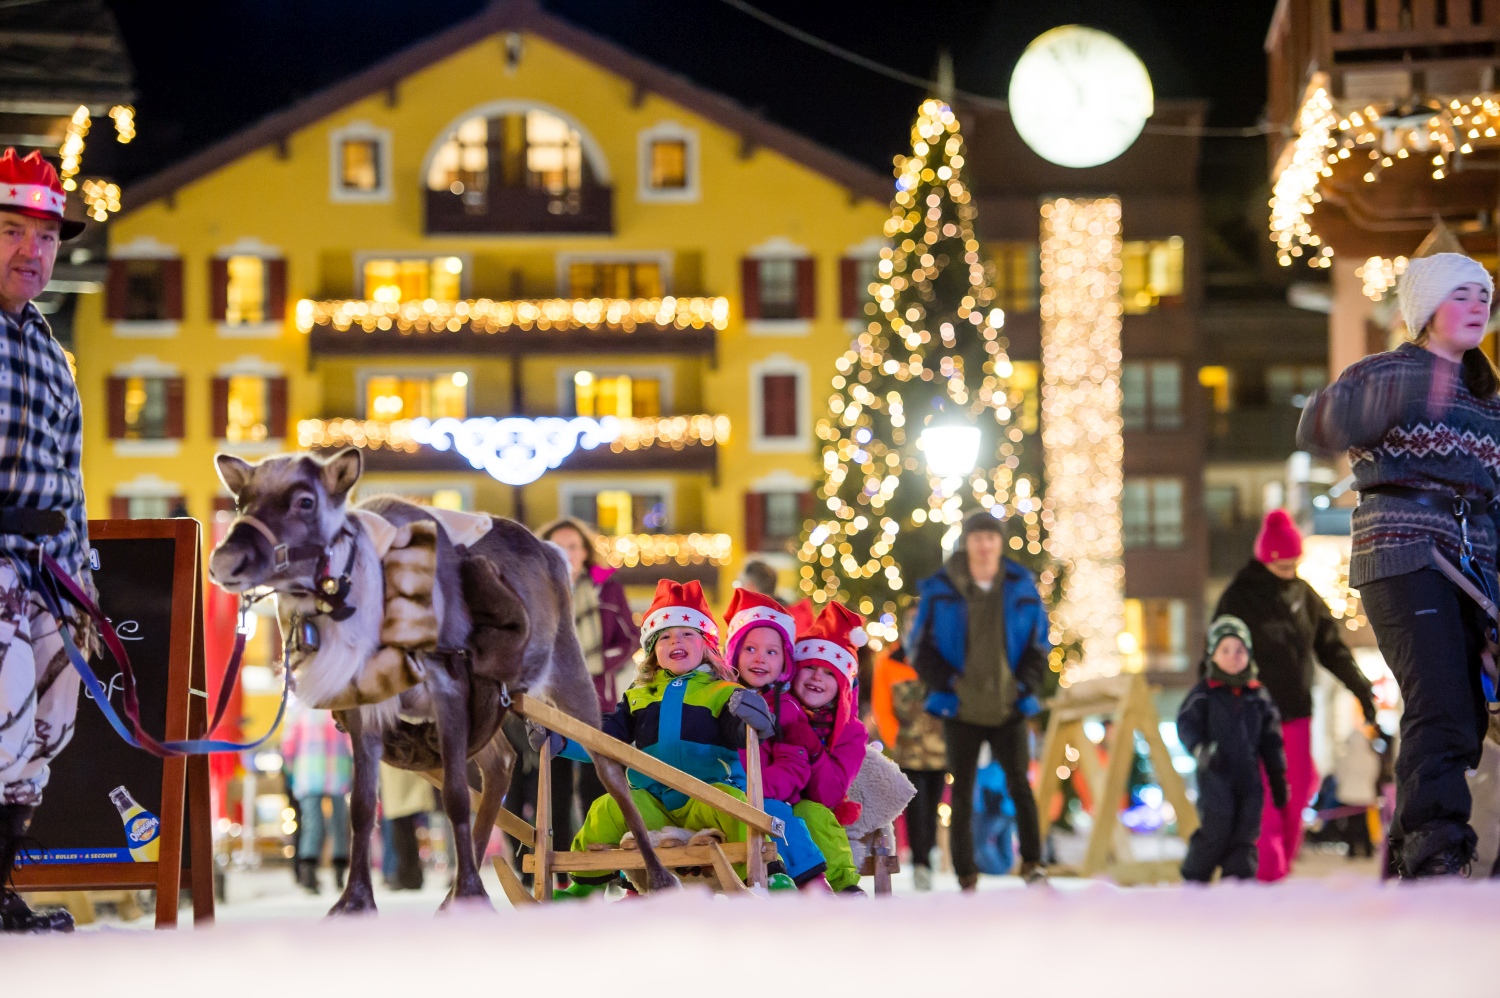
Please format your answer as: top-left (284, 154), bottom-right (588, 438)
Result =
top-left (1297, 342), bottom-right (1500, 588)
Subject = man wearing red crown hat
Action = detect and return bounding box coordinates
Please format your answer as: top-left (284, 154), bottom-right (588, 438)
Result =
top-left (0, 148), bottom-right (94, 933)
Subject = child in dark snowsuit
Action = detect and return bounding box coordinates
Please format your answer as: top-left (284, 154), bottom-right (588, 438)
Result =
top-left (1179, 615), bottom-right (1289, 883)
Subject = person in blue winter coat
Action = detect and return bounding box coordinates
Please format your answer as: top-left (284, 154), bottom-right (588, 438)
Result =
top-left (1178, 615), bottom-right (1289, 883)
top-left (911, 510), bottom-right (1051, 888)
top-left (972, 756), bottom-right (1018, 876)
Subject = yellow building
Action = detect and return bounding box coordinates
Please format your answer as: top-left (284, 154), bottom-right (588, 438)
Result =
top-left (75, 0), bottom-right (891, 618)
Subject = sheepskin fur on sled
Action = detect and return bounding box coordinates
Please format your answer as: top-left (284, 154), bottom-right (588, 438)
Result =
top-left (845, 745), bottom-right (916, 870)
top-left (618, 827), bottom-right (727, 891)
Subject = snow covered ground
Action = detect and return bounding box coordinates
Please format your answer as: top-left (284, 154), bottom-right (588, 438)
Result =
top-left (5, 869), bottom-right (1497, 997)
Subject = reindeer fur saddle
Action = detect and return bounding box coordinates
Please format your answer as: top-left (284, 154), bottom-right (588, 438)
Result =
top-left (305, 507), bottom-right (498, 711)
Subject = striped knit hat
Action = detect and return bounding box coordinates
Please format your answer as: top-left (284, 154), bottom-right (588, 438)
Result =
top-left (1206, 614), bottom-right (1253, 657)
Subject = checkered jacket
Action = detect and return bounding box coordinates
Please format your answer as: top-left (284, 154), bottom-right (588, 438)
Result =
top-left (0, 303), bottom-right (88, 577)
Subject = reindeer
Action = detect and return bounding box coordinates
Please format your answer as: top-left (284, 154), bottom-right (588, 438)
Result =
top-left (207, 447), bottom-right (677, 913)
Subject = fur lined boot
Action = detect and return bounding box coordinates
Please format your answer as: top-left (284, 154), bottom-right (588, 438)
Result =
top-left (0, 804), bottom-right (73, 933)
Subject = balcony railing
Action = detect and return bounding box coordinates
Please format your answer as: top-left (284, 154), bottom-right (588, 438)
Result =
top-left (298, 414), bottom-right (728, 480)
top-left (298, 296), bottom-right (726, 357)
top-left (425, 184), bottom-right (613, 235)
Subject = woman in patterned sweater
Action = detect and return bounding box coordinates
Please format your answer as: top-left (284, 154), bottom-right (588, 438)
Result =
top-left (1297, 252), bottom-right (1500, 879)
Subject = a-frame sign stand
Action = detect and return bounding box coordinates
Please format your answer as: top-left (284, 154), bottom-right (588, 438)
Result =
top-left (1036, 672), bottom-right (1197, 885)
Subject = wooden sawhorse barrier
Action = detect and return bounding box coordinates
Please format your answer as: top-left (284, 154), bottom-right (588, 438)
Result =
top-left (1035, 673), bottom-right (1197, 885)
top-left (483, 694), bottom-right (778, 904)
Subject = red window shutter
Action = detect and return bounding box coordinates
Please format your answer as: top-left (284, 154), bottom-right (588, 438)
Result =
top-left (839, 258), bottom-right (858, 319)
top-left (268, 377), bottom-right (288, 439)
top-left (164, 377), bottom-right (186, 439)
top-left (211, 377), bottom-right (229, 439)
top-left (209, 258), bottom-right (229, 321)
top-left (213, 496), bottom-right (236, 514)
top-left (795, 257), bottom-right (816, 319)
top-left (161, 258), bottom-right (184, 320)
top-left (744, 492), bottom-right (766, 554)
top-left (266, 258), bottom-right (287, 322)
top-left (110, 496), bottom-right (131, 520)
top-left (105, 260), bottom-right (128, 320)
top-left (760, 374), bottom-right (799, 439)
top-left (741, 258), bottom-right (761, 320)
top-left (798, 490), bottom-right (815, 521)
top-left (106, 376), bottom-right (126, 439)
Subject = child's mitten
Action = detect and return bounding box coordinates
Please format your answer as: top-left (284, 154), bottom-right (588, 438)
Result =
top-left (728, 688), bottom-right (776, 740)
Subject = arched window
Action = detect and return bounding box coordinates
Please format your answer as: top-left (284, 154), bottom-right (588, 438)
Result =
top-left (424, 104), bottom-right (612, 234)
top-left (426, 109), bottom-right (588, 197)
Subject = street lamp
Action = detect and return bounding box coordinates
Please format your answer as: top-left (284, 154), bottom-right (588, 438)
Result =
top-left (919, 424), bottom-right (981, 478)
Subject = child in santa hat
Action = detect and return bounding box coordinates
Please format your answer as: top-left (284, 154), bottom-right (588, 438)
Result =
top-left (724, 587), bottom-right (846, 891)
top-left (554, 580), bottom-right (775, 899)
top-left (788, 601), bottom-right (871, 894)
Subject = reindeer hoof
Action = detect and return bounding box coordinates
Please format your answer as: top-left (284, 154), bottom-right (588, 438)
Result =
top-left (645, 867), bottom-right (682, 894)
top-left (327, 888), bottom-right (378, 917)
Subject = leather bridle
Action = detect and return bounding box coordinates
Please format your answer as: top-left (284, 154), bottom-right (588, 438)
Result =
top-left (229, 512), bottom-right (359, 620)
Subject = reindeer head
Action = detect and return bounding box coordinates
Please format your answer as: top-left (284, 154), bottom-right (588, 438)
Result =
top-left (208, 448), bottom-right (363, 593)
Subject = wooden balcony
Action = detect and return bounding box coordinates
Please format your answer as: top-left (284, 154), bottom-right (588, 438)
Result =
top-left (425, 184), bottom-right (612, 235)
top-left (300, 297), bottom-right (724, 358)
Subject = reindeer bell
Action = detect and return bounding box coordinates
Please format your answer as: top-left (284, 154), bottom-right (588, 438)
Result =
top-left (298, 618), bottom-right (320, 652)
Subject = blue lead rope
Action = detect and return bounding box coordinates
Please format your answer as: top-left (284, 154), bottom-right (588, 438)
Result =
top-left (38, 553), bottom-right (292, 757)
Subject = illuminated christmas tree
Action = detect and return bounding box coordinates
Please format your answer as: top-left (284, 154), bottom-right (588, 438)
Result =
top-left (797, 98), bottom-right (1033, 646)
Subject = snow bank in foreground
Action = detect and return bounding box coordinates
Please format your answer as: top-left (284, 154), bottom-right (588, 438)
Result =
top-left (3, 879), bottom-right (1497, 997)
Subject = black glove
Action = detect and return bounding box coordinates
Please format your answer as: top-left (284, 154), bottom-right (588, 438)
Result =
top-left (1271, 777), bottom-right (1289, 811)
top-left (728, 689), bottom-right (776, 740)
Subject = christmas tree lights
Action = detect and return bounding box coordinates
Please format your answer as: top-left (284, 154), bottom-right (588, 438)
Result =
top-left (798, 98), bottom-right (1027, 646)
top-left (1039, 197), bottom-right (1125, 683)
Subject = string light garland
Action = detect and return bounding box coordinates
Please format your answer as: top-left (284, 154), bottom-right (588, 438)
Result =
top-left (1039, 197), bottom-right (1125, 684)
top-left (1272, 84), bottom-right (1500, 266)
top-left (1297, 536), bottom-right (1366, 633)
top-left (299, 414), bottom-right (729, 468)
top-left (796, 97), bottom-right (1024, 647)
top-left (1356, 255), bottom-right (1408, 301)
top-left (80, 179), bottom-right (121, 222)
top-left (57, 105), bottom-right (90, 192)
top-left (109, 104), bottom-right (135, 143)
top-left (598, 533), bottom-right (732, 568)
top-left (296, 296), bottom-right (729, 335)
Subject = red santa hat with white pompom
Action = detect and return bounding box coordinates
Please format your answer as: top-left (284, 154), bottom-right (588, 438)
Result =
top-left (0, 148), bottom-right (85, 239)
top-left (724, 587), bottom-right (798, 680)
top-left (794, 601), bottom-right (867, 738)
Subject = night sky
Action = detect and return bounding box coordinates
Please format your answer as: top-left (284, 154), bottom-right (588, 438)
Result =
top-left (99, 0), bottom-right (1283, 276)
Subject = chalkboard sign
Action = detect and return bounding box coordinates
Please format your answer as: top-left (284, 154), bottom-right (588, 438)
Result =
top-left (14, 519), bottom-right (215, 928)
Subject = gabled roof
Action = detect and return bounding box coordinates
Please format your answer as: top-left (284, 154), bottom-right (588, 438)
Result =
top-left (123, 0), bottom-right (892, 214)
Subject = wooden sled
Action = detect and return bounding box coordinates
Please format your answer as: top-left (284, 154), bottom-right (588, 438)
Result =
top-left (505, 694), bottom-right (779, 901)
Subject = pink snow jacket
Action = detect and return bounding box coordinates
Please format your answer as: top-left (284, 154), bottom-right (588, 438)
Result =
top-left (797, 704), bottom-right (869, 814)
top-left (739, 685), bottom-right (813, 804)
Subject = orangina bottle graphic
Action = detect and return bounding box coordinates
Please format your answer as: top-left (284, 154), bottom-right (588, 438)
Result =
top-left (109, 786), bottom-right (160, 862)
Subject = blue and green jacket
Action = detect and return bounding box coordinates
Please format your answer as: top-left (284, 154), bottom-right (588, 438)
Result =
top-left (560, 666), bottom-right (747, 809)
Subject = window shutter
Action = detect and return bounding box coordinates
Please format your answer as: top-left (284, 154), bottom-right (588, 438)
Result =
top-left (268, 376), bottom-right (288, 439)
top-left (741, 258), bottom-right (761, 320)
top-left (161, 258), bottom-right (184, 320)
top-left (106, 376), bottom-right (127, 439)
top-left (211, 377), bottom-right (229, 439)
top-left (110, 496), bottom-right (131, 520)
top-left (839, 258), bottom-right (858, 319)
top-left (795, 257), bottom-right (816, 319)
top-left (798, 490), bottom-right (815, 522)
top-left (164, 377), bottom-right (186, 439)
top-left (760, 374), bottom-right (799, 438)
top-left (209, 258), bottom-right (229, 321)
top-left (745, 492), bottom-right (767, 554)
top-left (105, 260), bottom-right (128, 320)
top-left (266, 258), bottom-right (287, 323)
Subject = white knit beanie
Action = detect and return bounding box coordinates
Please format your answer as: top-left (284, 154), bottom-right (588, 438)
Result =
top-left (1397, 252), bottom-right (1494, 335)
